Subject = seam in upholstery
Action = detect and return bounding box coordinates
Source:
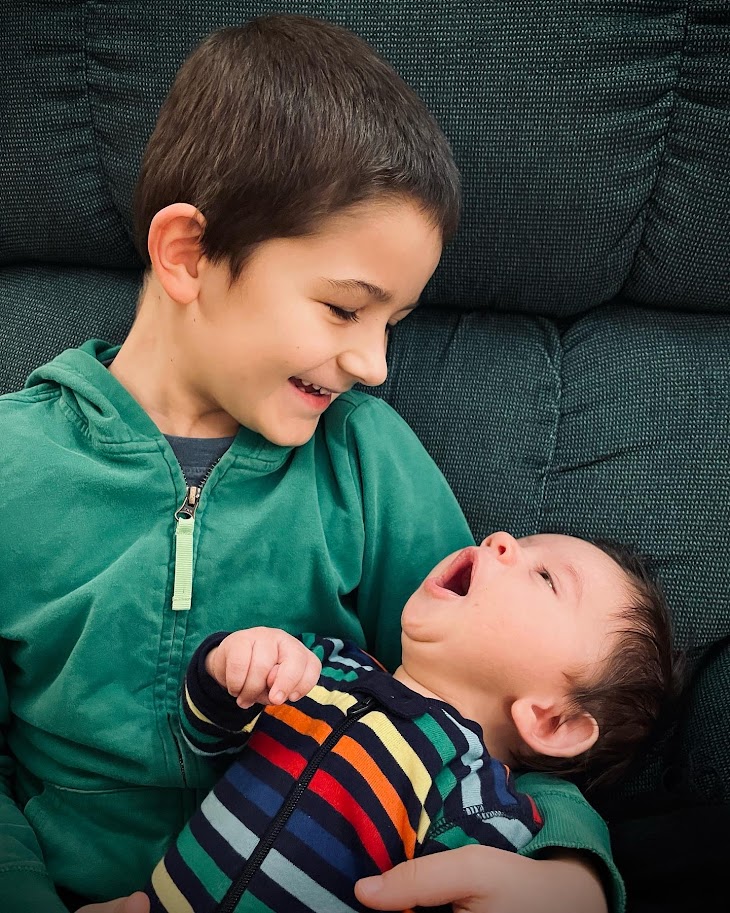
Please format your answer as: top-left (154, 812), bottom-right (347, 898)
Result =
top-left (81, 0), bottom-right (135, 245)
top-left (622, 0), bottom-right (691, 280)
top-left (536, 317), bottom-right (562, 528)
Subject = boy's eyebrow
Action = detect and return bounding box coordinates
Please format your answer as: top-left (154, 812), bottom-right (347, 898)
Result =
top-left (321, 277), bottom-right (392, 302)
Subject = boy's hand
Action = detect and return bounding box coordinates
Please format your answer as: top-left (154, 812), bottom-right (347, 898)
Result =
top-left (76, 892), bottom-right (150, 913)
top-left (205, 627), bottom-right (322, 708)
top-left (355, 846), bottom-right (609, 913)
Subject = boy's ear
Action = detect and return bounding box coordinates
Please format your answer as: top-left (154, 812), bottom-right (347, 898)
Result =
top-left (147, 203), bottom-right (206, 305)
top-left (510, 697), bottom-right (599, 759)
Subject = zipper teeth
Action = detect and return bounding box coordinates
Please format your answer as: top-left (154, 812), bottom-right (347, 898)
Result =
top-left (216, 697), bottom-right (375, 913)
top-left (169, 454), bottom-right (224, 773)
top-left (168, 713), bottom-right (188, 787)
top-left (179, 454), bottom-right (224, 515)
top-left (197, 454), bottom-right (222, 491)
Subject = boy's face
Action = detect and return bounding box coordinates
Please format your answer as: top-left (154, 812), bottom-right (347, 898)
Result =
top-left (400, 532), bottom-right (628, 712)
top-left (181, 198), bottom-right (442, 445)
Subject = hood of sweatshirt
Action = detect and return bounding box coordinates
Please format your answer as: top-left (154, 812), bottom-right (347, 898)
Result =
top-left (25, 338), bottom-right (292, 465)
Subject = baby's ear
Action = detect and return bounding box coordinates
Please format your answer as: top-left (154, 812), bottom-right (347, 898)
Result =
top-left (510, 697), bottom-right (599, 759)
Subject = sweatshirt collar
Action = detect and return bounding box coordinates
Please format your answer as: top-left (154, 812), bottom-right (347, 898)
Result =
top-left (27, 339), bottom-right (293, 468)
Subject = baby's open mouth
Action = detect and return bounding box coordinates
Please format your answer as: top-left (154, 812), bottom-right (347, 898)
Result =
top-left (436, 548), bottom-right (475, 596)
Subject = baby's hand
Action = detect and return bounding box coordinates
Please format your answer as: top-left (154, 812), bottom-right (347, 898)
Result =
top-left (205, 627), bottom-right (322, 708)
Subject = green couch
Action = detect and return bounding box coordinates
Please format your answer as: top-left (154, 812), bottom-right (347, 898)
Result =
top-left (2, 1), bottom-right (728, 910)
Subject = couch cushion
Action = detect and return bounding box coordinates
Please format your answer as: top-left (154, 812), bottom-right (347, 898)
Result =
top-left (375, 302), bottom-right (730, 808)
top-left (0, 267), bottom-right (138, 395)
top-left (2, 1), bottom-right (728, 313)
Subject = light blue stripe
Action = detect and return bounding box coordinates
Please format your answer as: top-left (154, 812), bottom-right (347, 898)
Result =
top-left (489, 814), bottom-right (534, 849)
top-left (261, 847), bottom-right (360, 913)
top-left (200, 791), bottom-right (259, 858)
top-left (444, 711), bottom-right (485, 809)
top-left (323, 638), bottom-right (374, 671)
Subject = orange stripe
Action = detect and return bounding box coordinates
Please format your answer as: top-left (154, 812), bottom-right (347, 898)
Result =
top-left (333, 734), bottom-right (417, 859)
top-left (271, 702), bottom-right (333, 745)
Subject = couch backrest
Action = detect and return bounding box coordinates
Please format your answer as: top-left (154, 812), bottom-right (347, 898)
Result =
top-left (2, 1), bottom-right (728, 313)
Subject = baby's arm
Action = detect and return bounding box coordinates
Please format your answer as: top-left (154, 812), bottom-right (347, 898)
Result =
top-left (180, 628), bottom-right (322, 756)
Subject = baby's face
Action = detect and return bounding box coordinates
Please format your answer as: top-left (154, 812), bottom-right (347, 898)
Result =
top-left (400, 532), bottom-right (629, 708)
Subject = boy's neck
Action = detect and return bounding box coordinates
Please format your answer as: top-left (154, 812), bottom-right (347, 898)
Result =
top-left (109, 288), bottom-right (239, 438)
top-left (392, 665), bottom-right (517, 764)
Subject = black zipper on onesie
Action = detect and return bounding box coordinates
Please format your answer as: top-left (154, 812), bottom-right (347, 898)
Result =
top-left (215, 695), bottom-right (377, 913)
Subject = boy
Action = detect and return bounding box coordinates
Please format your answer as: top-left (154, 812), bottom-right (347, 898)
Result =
top-left (1, 15), bottom-right (619, 913)
top-left (146, 531), bottom-right (675, 913)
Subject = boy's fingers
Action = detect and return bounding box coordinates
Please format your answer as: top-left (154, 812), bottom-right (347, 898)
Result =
top-left (121, 893), bottom-right (151, 913)
top-left (76, 892), bottom-right (150, 913)
top-left (355, 848), bottom-right (487, 910)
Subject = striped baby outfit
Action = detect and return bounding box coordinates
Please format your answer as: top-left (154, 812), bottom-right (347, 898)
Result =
top-left (147, 633), bottom-right (543, 913)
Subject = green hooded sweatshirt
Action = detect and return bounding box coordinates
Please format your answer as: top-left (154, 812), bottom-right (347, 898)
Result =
top-left (0, 340), bottom-right (623, 912)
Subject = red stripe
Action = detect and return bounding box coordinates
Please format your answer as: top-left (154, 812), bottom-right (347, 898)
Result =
top-left (527, 793), bottom-right (543, 826)
top-left (309, 767), bottom-right (393, 871)
top-left (249, 730), bottom-right (307, 779)
top-left (250, 730), bottom-right (393, 871)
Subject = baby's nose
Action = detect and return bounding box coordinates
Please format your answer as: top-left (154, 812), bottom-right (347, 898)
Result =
top-left (481, 531), bottom-right (520, 564)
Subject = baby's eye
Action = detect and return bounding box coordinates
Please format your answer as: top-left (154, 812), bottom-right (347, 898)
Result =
top-left (537, 567), bottom-right (555, 591)
top-left (326, 304), bottom-right (360, 323)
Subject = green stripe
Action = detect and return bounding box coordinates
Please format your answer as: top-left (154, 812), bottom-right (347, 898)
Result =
top-left (175, 825), bottom-right (229, 903)
top-left (430, 823), bottom-right (479, 851)
top-left (319, 666), bottom-right (359, 682)
top-left (414, 713), bottom-right (457, 800)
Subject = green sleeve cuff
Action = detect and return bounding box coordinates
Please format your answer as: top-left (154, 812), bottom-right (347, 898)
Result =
top-left (0, 866), bottom-right (68, 913)
top-left (515, 773), bottom-right (626, 913)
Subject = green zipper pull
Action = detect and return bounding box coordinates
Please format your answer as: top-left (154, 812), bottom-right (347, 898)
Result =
top-left (172, 487), bottom-right (199, 611)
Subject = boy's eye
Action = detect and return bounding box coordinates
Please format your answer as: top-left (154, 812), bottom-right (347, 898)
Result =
top-left (537, 567), bottom-right (555, 591)
top-left (326, 304), bottom-right (360, 323)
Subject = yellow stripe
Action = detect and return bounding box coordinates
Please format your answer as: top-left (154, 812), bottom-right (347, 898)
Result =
top-left (184, 682), bottom-right (213, 725)
top-left (361, 712), bottom-right (434, 841)
top-left (307, 682), bottom-right (359, 711)
top-left (150, 859), bottom-right (194, 913)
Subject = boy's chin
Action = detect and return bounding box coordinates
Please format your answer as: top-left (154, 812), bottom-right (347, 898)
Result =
top-left (258, 419), bottom-right (321, 448)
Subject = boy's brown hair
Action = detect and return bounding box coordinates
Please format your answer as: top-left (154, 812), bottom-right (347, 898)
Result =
top-left (515, 541), bottom-right (681, 791)
top-left (133, 14), bottom-right (460, 279)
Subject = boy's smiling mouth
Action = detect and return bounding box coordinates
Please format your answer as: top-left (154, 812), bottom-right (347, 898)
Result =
top-left (290, 375), bottom-right (337, 396)
top-left (428, 547), bottom-right (477, 598)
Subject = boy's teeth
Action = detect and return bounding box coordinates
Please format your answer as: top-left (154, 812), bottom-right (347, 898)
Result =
top-left (298, 377), bottom-right (329, 393)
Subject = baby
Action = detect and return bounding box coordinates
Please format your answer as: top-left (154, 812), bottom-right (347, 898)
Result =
top-left (147, 531), bottom-right (674, 913)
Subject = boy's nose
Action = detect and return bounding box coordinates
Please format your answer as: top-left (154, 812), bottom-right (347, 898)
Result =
top-left (481, 531), bottom-right (520, 564)
top-left (338, 332), bottom-right (389, 387)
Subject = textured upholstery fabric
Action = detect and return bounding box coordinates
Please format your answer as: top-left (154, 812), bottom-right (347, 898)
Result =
top-left (1, 2), bottom-right (729, 910)
top-left (3, 2), bottom-right (729, 311)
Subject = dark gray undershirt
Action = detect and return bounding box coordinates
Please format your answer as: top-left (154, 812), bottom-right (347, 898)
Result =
top-left (165, 434), bottom-right (236, 488)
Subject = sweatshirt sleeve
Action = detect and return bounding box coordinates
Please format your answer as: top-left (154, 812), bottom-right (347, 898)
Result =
top-left (343, 397), bottom-right (475, 671)
top-left (179, 632), bottom-right (263, 756)
top-left (515, 772), bottom-right (626, 913)
top-left (0, 656), bottom-right (68, 913)
top-left (419, 757), bottom-right (543, 856)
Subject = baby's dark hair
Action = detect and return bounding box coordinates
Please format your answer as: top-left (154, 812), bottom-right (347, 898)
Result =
top-left (134, 14), bottom-right (460, 279)
top-left (515, 540), bottom-right (681, 791)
